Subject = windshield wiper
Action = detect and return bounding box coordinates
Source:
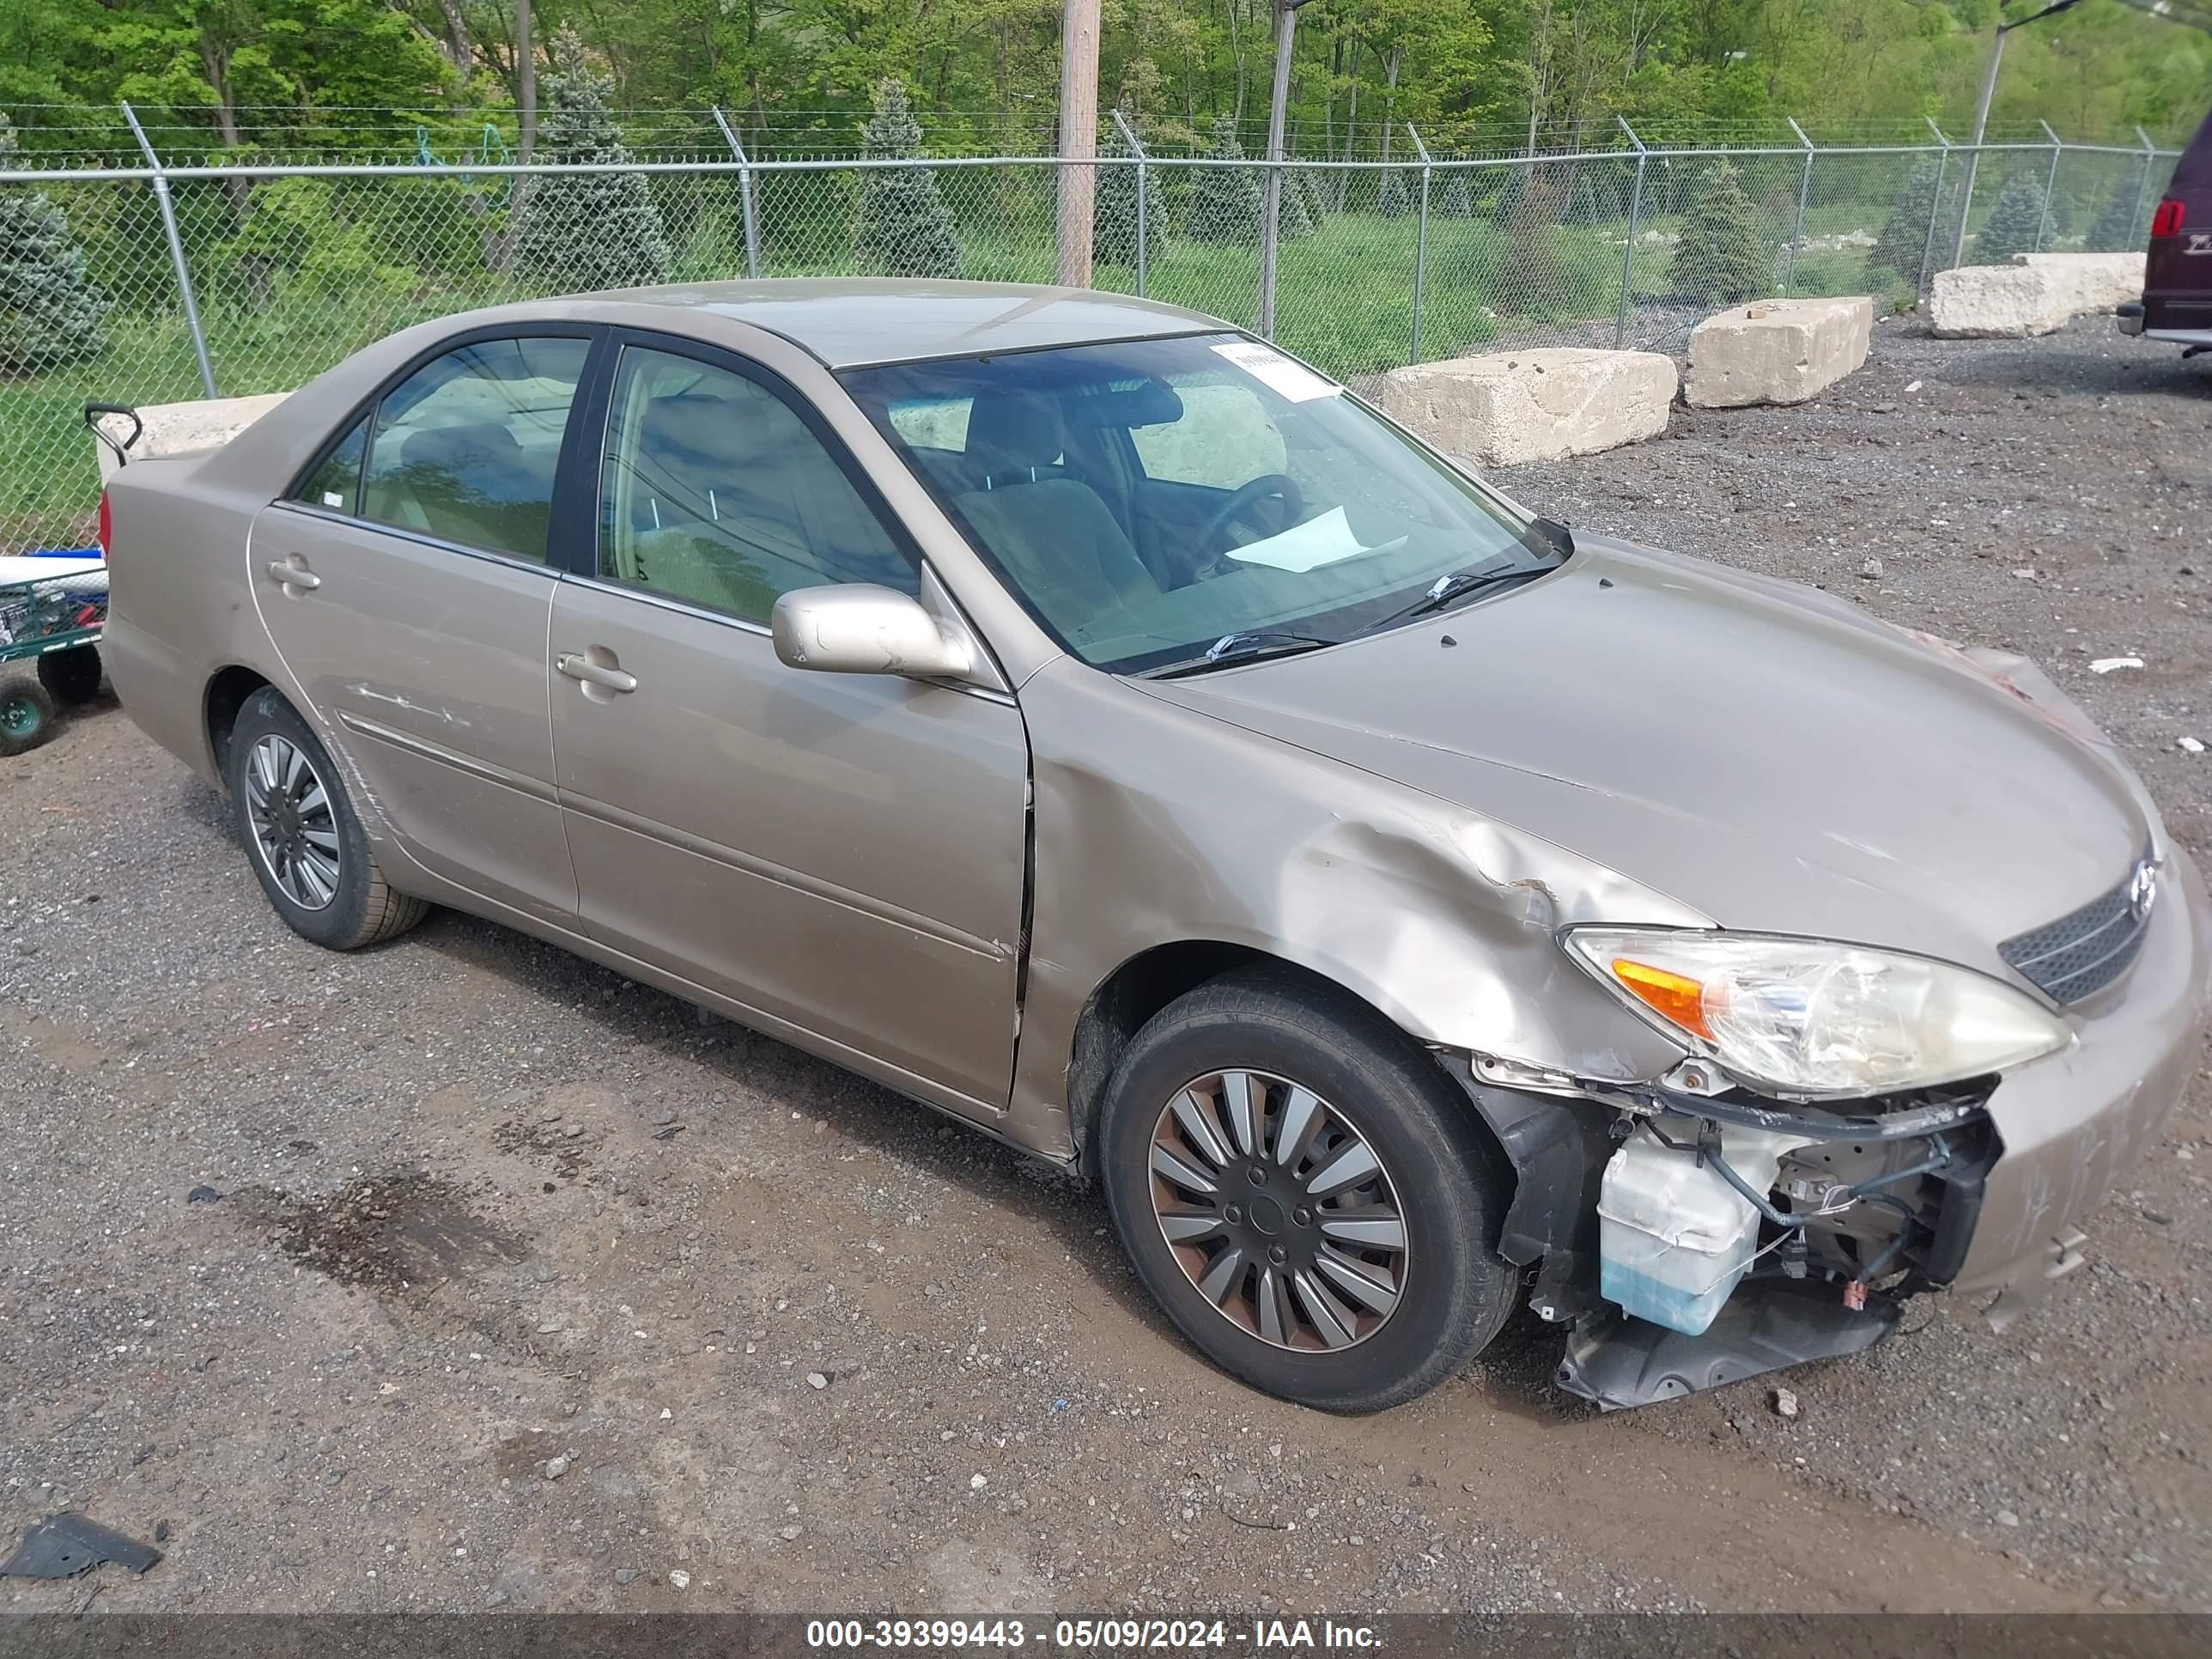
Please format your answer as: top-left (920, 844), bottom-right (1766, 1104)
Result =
top-left (1138, 630), bottom-right (1340, 679)
top-left (1351, 518), bottom-right (1574, 640)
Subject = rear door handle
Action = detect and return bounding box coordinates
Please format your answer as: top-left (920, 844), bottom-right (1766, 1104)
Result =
top-left (556, 651), bottom-right (637, 695)
top-left (265, 557), bottom-right (321, 592)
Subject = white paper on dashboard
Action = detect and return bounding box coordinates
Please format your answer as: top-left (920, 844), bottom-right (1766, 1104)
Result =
top-left (1210, 341), bottom-right (1340, 403)
top-left (1221, 505), bottom-right (1377, 573)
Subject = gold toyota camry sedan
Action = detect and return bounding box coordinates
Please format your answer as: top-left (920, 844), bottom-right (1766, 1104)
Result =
top-left (100, 281), bottom-right (2211, 1413)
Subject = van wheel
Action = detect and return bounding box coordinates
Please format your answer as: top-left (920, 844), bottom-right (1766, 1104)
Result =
top-left (1097, 968), bottom-right (1516, 1413)
top-left (0, 678), bottom-right (59, 757)
top-left (226, 689), bottom-right (428, 950)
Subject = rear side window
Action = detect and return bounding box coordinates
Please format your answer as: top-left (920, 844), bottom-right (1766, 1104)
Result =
top-left (360, 336), bottom-right (589, 562)
top-left (295, 419), bottom-right (366, 514)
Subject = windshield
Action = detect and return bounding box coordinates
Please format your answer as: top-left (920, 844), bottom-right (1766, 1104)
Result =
top-left (840, 331), bottom-right (1555, 674)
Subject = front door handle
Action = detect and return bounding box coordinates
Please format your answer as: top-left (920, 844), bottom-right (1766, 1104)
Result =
top-left (265, 557), bottom-right (321, 592)
top-left (556, 650), bottom-right (637, 696)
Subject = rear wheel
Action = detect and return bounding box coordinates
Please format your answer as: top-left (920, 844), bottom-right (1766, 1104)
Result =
top-left (0, 678), bottom-right (59, 757)
top-left (37, 644), bottom-right (102, 707)
top-left (226, 689), bottom-right (427, 950)
top-left (1097, 968), bottom-right (1516, 1413)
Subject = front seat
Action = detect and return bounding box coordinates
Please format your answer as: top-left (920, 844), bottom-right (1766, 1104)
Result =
top-left (952, 389), bottom-right (1160, 631)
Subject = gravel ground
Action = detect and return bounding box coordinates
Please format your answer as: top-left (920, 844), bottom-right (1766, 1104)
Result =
top-left (1, 315), bottom-right (2206, 1619)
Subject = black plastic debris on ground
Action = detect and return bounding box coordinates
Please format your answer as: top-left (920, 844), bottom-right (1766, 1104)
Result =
top-left (0, 1514), bottom-right (162, 1578)
top-left (185, 1185), bottom-right (221, 1205)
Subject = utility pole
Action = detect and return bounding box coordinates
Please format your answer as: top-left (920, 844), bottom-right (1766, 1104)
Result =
top-left (1257, 0), bottom-right (1319, 339)
top-left (1952, 0), bottom-right (2084, 265)
top-left (517, 0), bottom-right (536, 166)
top-left (1056, 0), bottom-right (1103, 288)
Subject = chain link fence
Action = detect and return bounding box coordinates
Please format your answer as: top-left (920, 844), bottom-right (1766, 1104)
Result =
top-left (0, 112), bottom-right (2184, 554)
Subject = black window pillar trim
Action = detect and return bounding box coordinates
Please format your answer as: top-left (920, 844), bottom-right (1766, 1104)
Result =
top-left (547, 329), bottom-right (617, 577)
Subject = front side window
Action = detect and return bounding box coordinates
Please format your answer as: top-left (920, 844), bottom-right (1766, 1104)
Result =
top-left (597, 346), bottom-right (917, 624)
top-left (361, 335), bottom-right (589, 562)
top-left (842, 332), bottom-right (1552, 674)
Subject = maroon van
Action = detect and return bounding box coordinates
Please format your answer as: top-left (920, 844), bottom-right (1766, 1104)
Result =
top-left (2118, 109), bottom-right (2212, 353)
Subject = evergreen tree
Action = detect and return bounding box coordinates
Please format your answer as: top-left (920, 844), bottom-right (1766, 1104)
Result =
top-left (513, 30), bottom-right (673, 293)
top-left (0, 115), bottom-right (106, 371)
top-left (1375, 166), bottom-right (1413, 217)
top-left (1869, 158), bottom-right (1943, 287)
top-left (1668, 159), bottom-right (1776, 304)
top-left (1299, 165), bottom-right (1331, 225)
top-left (2091, 184), bottom-right (2145, 252)
top-left (1974, 168), bottom-right (2048, 265)
top-left (1437, 166), bottom-right (1476, 220)
top-left (1186, 115), bottom-right (1262, 244)
top-left (1498, 170), bottom-right (1571, 316)
top-left (1093, 115), bottom-right (1163, 269)
top-left (854, 77), bottom-right (961, 278)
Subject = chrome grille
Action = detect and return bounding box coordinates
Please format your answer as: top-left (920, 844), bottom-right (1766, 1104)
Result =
top-left (1998, 860), bottom-right (2156, 1005)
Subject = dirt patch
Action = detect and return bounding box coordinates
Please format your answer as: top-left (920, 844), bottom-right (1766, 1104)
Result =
top-left (242, 1171), bottom-right (524, 1291)
top-left (492, 1115), bottom-right (594, 1183)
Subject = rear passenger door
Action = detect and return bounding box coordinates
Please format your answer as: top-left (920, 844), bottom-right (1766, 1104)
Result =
top-left (250, 328), bottom-right (595, 927)
top-left (547, 334), bottom-right (1030, 1117)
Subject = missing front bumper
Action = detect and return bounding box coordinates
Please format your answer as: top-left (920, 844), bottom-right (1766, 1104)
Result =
top-left (1555, 1277), bottom-right (1900, 1411)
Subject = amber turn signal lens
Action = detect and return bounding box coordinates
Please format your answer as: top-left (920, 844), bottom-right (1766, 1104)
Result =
top-left (1610, 957), bottom-right (1715, 1040)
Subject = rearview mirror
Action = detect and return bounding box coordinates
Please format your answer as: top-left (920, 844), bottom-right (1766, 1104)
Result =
top-left (772, 584), bottom-right (975, 680)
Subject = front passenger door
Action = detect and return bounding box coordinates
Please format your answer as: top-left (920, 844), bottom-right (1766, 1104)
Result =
top-left (548, 337), bottom-right (1030, 1116)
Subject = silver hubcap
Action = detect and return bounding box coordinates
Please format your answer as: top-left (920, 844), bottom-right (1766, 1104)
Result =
top-left (1147, 1069), bottom-right (1409, 1352)
top-left (245, 734), bottom-right (342, 911)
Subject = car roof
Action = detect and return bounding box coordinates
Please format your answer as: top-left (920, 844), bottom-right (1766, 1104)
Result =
top-left (574, 278), bottom-right (1224, 368)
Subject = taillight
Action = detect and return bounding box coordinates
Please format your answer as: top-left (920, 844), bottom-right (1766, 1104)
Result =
top-left (96, 490), bottom-right (112, 556)
top-left (2151, 197), bottom-right (2185, 238)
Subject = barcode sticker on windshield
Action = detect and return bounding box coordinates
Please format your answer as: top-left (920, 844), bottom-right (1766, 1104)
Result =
top-left (1211, 341), bottom-right (1340, 404)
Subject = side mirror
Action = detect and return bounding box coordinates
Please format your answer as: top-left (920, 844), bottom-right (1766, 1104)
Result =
top-left (771, 584), bottom-right (975, 680)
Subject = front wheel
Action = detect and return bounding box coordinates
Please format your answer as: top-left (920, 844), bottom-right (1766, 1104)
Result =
top-left (1097, 968), bottom-right (1516, 1413)
top-left (225, 689), bottom-right (428, 950)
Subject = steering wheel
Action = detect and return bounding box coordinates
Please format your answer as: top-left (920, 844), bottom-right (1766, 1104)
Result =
top-left (1195, 473), bottom-right (1308, 566)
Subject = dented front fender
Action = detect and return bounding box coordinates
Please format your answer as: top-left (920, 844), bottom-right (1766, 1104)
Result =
top-left (1007, 656), bottom-right (1705, 1155)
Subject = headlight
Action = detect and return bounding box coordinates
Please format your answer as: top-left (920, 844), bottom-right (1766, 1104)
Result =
top-left (1562, 928), bottom-right (2069, 1097)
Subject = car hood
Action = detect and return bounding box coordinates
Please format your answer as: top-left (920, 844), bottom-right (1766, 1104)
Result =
top-left (1138, 537), bottom-right (2152, 979)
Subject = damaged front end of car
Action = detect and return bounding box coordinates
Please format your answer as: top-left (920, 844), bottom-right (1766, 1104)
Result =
top-left (1447, 1054), bottom-right (2001, 1410)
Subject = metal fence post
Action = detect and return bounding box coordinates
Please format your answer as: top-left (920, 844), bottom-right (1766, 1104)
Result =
top-left (1784, 117), bottom-right (1814, 294)
top-left (1615, 116), bottom-right (1648, 349)
top-left (1113, 107), bottom-right (1149, 298)
top-left (2035, 120), bottom-right (2063, 253)
top-left (710, 106), bottom-right (763, 279)
top-left (120, 100), bottom-right (217, 398)
top-left (1407, 123), bottom-right (1431, 366)
top-left (1919, 117), bottom-right (1953, 295)
top-left (2130, 125), bottom-right (2160, 246)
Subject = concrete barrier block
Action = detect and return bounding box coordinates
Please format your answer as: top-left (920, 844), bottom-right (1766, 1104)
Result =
top-left (1927, 265), bottom-right (2078, 338)
top-left (2013, 251), bottom-right (2146, 316)
top-left (1377, 348), bottom-right (1676, 468)
top-left (94, 392), bottom-right (290, 483)
top-left (1685, 295), bottom-right (1875, 408)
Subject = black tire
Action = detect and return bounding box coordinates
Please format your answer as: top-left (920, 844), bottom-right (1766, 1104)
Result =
top-left (0, 678), bottom-right (59, 757)
top-left (37, 643), bottom-right (102, 707)
top-left (225, 688), bottom-right (428, 950)
top-left (1097, 967), bottom-right (1516, 1413)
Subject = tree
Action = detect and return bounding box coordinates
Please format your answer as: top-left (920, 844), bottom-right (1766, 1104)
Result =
top-left (0, 115), bottom-right (106, 371)
top-left (1375, 166), bottom-right (1412, 217)
top-left (1187, 114), bottom-right (1262, 244)
top-left (2091, 183), bottom-right (2146, 252)
top-left (1869, 157), bottom-right (1943, 289)
top-left (513, 28), bottom-right (673, 292)
top-left (1436, 165), bottom-right (1476, 220)
top-left (1975, 169), bottom-right (2049, 266)
top-left (1669, 158), bottom-right (1775, 305)
top-left (1093, 112), bottom-right (1163, 270)
top-left (854, 77), bottom-right (961, 278)
top-left (1497, 166), bottom-right (1571, 317)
